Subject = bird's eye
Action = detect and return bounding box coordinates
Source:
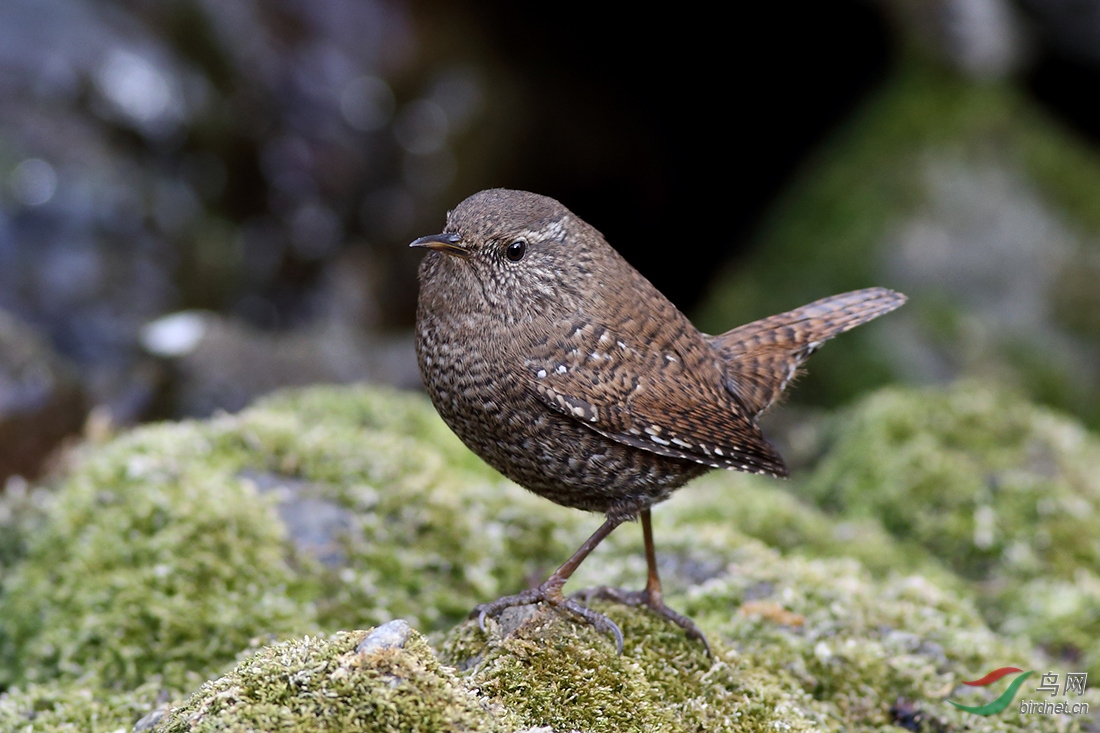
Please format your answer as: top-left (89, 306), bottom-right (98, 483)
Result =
top-left (505, 240), bottom-right (527, 262)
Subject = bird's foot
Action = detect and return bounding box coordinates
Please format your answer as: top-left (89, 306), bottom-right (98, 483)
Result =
top-left (471, 583), bottom-right (624, 654)
top-left (573, 586), bottom-right (712, 658)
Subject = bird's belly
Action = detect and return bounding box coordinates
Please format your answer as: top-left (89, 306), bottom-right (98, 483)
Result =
top-left (419, 335), bottom-right (707, 520)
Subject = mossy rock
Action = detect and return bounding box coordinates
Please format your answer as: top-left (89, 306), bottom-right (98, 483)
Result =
top-left (154, 539), bottom-right (1098, 732)
top-left (804, 380), bottom-right (1100, 678)
top-left (0, 680), bottom-right (166, 733)
top-left (0, 422), bottom-right (315, 692)
top-left (0, 386), bottom-right (588, 695)
top-left (156, 625), bottom-right (519, 733)
top-left (1, 382), bottom-right (1099, 731)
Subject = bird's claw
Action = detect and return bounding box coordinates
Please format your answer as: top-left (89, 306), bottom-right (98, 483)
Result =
top-left (470, 584), bottom-right (624, 654)
top-left (573, 586), bottom-right (713, 658)
top-left (557, 596), bottom-right (624, 653)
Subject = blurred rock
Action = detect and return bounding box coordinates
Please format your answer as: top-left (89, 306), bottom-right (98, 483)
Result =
top-left (141, 310), bottom-right (419, 417)
top-left (5, 0), bottom-right (1100, 439)
top-left (0, 0), bottom-right (491, 424)
top-left (0, 309), bottom-right (86, 482)
top-left (877, 154), bottom-right (1100, 421)
top-left (875, 0), bottom-right (1031, 78)
top-left (695, 59), bottom-right (1100, 429)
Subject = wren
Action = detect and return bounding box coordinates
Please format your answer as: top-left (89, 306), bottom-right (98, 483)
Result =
top-left (411, 188), bottom-right (905, 654)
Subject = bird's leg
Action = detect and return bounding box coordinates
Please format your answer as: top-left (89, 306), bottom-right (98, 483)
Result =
top-left (636, 509), bottom-right (713, 656)
top-left (574, 509), bottom-right (712, 657)
top-left (472, 516), bottom-right (626, 652)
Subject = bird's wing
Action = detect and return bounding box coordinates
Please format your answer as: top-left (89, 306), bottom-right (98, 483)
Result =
top-left (522, 319), bottom-right (789, 478)
top-left (706, 288), bottom-right (907, 416)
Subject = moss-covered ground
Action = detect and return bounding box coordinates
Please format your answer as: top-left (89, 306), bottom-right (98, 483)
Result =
top-left (1, 381), bottom-right (1098, 731)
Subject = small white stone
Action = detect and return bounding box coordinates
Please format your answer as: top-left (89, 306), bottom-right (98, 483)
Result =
top-left (556, 364), bottom-right (567, 374)
top-left (536, 369), bottom-right (547, 378)
top-left (140, 311), bottom-right (208, 357)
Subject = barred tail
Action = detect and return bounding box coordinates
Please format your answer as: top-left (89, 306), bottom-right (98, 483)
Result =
top-left (706, 287), bottom-right (906, 416)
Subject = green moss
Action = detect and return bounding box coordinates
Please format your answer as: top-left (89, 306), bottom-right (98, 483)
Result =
top-left (0, 419), bottom-right (316, 691)
top-left (235, 388), bottom-right (587, 635)
top-left (436, 536), bottom-right (1100, 732)
top-left (0, 679), bottom-right (166, 733)
top-left (157, 629), bottom-right (517, 733)
top-left (0, 385), bottom-right (585, 695)
top-left (166, 534), bottom-right (1084, 733)
top-left (249, 386), bottom-right (492, 476)
top-left (0, 479), bottom-right (45, 581)
top-left (442, 603), bottom-right (819, 733)
top-left (805, 381), bottom-right (1100, 676)
top-left (685, 547), bottom-right (1006, 729)
top-left (658, 472), bottom-right (948, 584)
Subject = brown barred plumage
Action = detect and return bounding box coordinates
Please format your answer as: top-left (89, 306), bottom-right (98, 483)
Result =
top-left (412, 189), bottom-right (905, 654)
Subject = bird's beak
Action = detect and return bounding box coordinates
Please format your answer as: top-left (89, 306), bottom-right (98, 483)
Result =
top-left (409, 232), bottom-right (468, 257)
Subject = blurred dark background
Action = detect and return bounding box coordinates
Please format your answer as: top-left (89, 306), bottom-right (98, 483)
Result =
top-left (3, 0), bottom-right (1100, 482)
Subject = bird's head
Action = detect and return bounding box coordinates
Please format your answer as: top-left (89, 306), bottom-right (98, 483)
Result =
top-left (411, 189), bottom-right (613, 324)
